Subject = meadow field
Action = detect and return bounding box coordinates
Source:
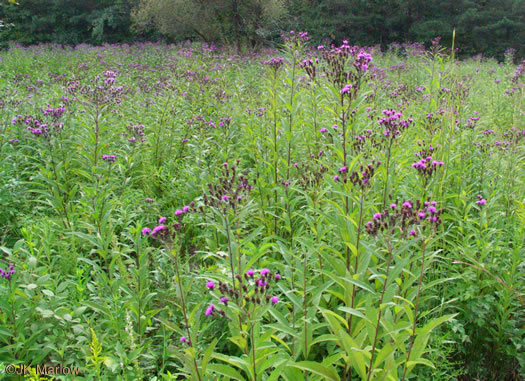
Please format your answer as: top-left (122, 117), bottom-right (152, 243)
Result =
top-left (0, 34), bottom-right (523, 380)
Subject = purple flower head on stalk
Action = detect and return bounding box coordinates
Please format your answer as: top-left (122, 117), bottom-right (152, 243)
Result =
top-left (220, 296), bottom-right (229, 305)
top-left (260, 268), bottom-right (270, 276)
top-left (247, 269), bottom-right (255, 277)
top-left (263, 57), bottom-right (285, 72)
top-left (222, 195), bottom-right (230, 202)
top-left (180, 336), bottom-right (187, 343)
top-left (476, 194), bottom-right (487, 205)
top-left (271, 296), bottom-right (279, 305)
top-left (320, 128), bottom-right (328, 133)
top-left (205, 304), bottom-right (215, 316)
top-left (206, 281), bottom-right (215, 290)
top-left (145, 198), bottom-right (153, 203)
top-left (102, 154), bottom-right (116, 162)
top-left (158, 216), bottom-right (167, 224)
top-left (275, 273), bottom-right (281, 280)
top-left (151, 225), bottom-right (167, 236)
top-left (175, 209), bottom-right (183, 216)
top-left (409, 230), bottom-right (417, 236)
top-left (373, 213), bottom-right (381, 220)
top-left (334, 175), bottom-right (340, 182)
top-left (402, 201), bottom-right (412, 208)
top-left (341, 84), bottom-right (353, 94)
top-left (182, 205), bottom-right (190, 213)
top-left (339, 166), bottom-right (348, 173)
top-left (142, 227), bottom-right (151, 236)
top-left (390, 203), bottom-right (397, 209)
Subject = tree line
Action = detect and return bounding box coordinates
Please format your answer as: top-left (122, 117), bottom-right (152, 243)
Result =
top-left (0, 0), bottom-right (523, 59)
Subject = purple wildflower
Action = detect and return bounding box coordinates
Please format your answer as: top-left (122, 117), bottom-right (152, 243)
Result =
top-left (341, 84), bottom-right (353, 94)
top-left (151, 225), bottom-right (167, 236)
top-left (205, 304), bottom-right (215, 316)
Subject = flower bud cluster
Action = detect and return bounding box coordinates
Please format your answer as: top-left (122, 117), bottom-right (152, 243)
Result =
top-left (204, 268), bottom-right (281, 318)
top-left (123, 123), bottom-right (146, 143)
top-left (202, 161), bottom-right (253, 213)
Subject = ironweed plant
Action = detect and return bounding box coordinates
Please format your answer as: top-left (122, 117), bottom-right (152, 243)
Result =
top-left (0, 33), bottom-right (523, 380)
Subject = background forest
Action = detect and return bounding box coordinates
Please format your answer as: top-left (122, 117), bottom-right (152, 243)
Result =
top-left (0, 0), bottom-right (524, 59)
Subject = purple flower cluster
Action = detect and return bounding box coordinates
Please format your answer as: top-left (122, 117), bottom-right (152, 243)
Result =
top-left (42, 105), bottom-right (66, 120)
top-left (411, 156), bottom-right (444, 178)
top-left (262, 57), bottom-right (285, 72)
top-left (142, 202), bottom-right (195, 239)
top-left (0, 265), bottom-right (15, 280)
top-left (378, 109), bottom-right (412, 139)
top-left (102, 154), bottom-right (116, 162)
top-left (476, 195), bottom-right (487, 205)
top-left (465, 114), bottom-right (481, 129)
top-left (354, 50), bottom-right (373, 73)
top-left (365, 200), bottom-right (442, 237)
top-left (123, 123), bottom-right (146, 143)
top-left (511, 60), bottom-right (524, 84)
top-left (320, 42), bottom-right (373, 90)
top-left (18, 113), bottom-right (65, 138)
top-left (300, 58), bottom-right (318, 80)
top-left (281, 30), bottom-right (310, 48)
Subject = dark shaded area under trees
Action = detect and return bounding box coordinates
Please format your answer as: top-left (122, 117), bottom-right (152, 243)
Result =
top-left (0, 0), bottom-right (523, 59)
